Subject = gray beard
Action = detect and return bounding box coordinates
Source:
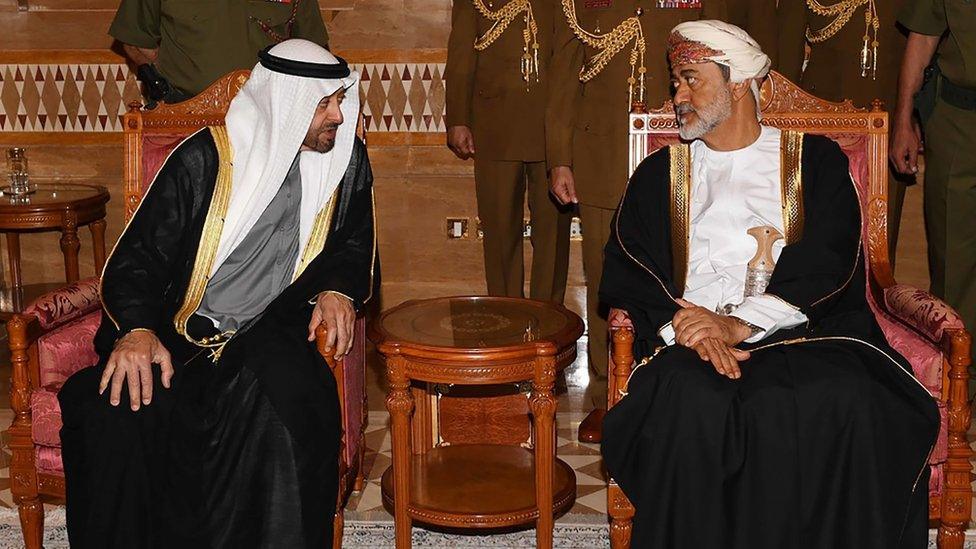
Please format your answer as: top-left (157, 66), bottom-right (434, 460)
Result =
top-left (677, 87), bottom-right (733, 141)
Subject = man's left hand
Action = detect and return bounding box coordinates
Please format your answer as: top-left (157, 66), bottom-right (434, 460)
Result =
top-left (672, 299), bottom-right (751, 348)
top-left (308, 292), bottom-right (356, 359)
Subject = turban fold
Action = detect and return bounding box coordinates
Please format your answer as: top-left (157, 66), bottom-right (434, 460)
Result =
top-left (668, 21), bottom-right (771, 83)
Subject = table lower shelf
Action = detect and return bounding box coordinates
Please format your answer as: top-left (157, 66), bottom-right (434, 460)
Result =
top-left (380, 444), bottom-right (577, 530)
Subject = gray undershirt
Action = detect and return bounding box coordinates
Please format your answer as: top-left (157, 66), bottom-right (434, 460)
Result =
top-left (197, 153), bottom-right (303, 332)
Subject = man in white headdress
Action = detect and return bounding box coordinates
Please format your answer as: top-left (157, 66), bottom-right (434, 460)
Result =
top-left (599, 21), bottom-right (938, 548)
top-left (57, 39), bottom-right (376, 548)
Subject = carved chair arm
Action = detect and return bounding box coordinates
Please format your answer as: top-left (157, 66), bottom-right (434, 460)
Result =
top-left (882, 284), bottom-right (967, 347)
top-left (608, 326), bottom-right (636, 410)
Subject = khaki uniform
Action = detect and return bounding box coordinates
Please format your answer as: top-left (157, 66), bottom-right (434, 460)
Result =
top-left (778, 0), bottom-right (910, 257)
top-left (446, 0), bottom-right (572, 301)
top-left (110, 0), bottom-right (329, 98)
top-left (900, 0), bottom-right (976, 361)
top-left (547, 0), bottom-right (733, 377)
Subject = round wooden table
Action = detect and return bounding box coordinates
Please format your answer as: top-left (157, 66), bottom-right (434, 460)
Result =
top-left (370, 296), bottom-right (584, 549)
top-left (0, 183), bottom-right (109, 292)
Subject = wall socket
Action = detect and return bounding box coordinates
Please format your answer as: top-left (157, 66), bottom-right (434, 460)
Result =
top-left (446, 217), bottom-right (468, 239)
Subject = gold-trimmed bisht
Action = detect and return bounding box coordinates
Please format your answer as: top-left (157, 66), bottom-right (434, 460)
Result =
top-left (473, 0), bottom-right (540, 84)
top-left (805, 0), bottom-right (881, 79)
top-left (618, 335), bottom-right (937, 504)
top-left (561, 0), bottom-right (647, 107)
top-left (779, 130), bottom-right (805, 245)
top-left (172, 126), bottom-right (237, 362)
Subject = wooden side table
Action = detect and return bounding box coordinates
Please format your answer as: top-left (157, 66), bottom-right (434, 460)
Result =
top-left (0, 183), bottom-right (109, 287)
top-left (370, 296), bottom-right (585, 549)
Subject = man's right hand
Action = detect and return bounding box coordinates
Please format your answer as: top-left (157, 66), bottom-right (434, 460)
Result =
top-left (99, 330), bottom-right (174, 411)
top-left (890, 116), bottom-right (924, 175)
top-left (550, 165), bottom-right (579, 205)
top-left (447, 126), bottom-right (476, 159)
top-left (691, 337), bottom-right (750, 380)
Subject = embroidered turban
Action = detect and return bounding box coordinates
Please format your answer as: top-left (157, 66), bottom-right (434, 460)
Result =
top-left (668, 20), bottom-right (771, 83)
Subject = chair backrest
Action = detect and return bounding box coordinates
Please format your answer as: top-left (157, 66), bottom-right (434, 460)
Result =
top-left (629, 70), bottom-right (893, 308)
top-left (122, 70), bottom-right (251, 221)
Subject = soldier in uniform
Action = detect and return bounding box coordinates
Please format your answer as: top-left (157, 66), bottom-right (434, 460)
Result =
top-left (546, 0), bottom-right (730, 441)
top-left (892, 0), bottom-right (976, 362)
top-left (779, 0), bottom-right (912, 257)
top-left (110, 0), bottom-right (330, 103)
top-left (446, 0), bottom-right (572, 302)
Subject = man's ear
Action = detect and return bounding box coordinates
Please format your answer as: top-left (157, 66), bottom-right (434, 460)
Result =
top-left (729, 80), bottom-right (752, 102)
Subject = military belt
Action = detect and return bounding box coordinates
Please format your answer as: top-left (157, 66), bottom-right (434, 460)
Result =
top-left (940, 75), bottom-right (976, 111)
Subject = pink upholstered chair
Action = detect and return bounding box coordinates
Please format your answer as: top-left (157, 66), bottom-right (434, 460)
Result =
top-left (606, 71), bottom-right (973, 549)
top-left (5, 72), bottom-right (370, 549)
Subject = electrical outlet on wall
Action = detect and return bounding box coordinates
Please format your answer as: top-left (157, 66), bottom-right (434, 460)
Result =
top-left (446, 217), bottom-right (468, 239)
top-left (522, 219), bottom-right (532, 239)
top-left (475, 217), bottom-right (484, 240)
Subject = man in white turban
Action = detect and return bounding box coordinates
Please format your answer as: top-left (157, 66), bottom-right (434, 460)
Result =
top-left (599, 21), bottom-right (938, 548)
top-left (58, 39), bottom-right (376, 548)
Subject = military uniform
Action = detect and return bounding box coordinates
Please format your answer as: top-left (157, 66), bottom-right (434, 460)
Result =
top-left (446, 0), bottom-right (572, 301)
top-left (547, 0), bottom-right (734, 377)
top-left (110, 0), bottom-right (330, 99)
top-left (900, 0), bottom-right (976, 359)
top-left (779, 0), bottom-right (911, 257)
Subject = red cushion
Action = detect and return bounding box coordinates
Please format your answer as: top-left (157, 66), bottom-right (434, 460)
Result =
top-left (30, 385), bottom-right (63, 448)
top-left (36, 445), bottom-right (63, 475)
top-left (37, 312), bottom-right (101, 387)
top-left (24, 277), bottom-right (101, 330)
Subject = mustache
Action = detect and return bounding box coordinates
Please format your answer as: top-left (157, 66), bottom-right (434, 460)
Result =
top-left (322, 123), bottom-right (340, 131)
top-left (675, 103), bottom-right (695, 116)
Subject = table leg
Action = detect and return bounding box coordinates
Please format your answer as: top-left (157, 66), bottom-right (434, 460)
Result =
top-left (5, 233), bottom-right (21, 289)
top-left (386, 357), bottom-right (414, 549)
top-left (59, 213), bottom-right (80, 283)
top-left (89, 219), bottom-right (107, 275)
top-left (530, 356), bottom-right (557, 549)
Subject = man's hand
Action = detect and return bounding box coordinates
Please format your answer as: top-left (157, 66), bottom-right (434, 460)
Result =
top-left (308, 292), bottom-right (356, 359)
top-left (550, 165), bottom-right (579, 205)
top-left (672, 299), bottom-right (751, 348)
top-left (99, 329), bottom-right (173, 411)
top-left (609, 308), bottom-right (633, 329)
top-left (691, 337), bottom-right (750, 379)
top-left (121, 43), bottom-right (159, 66)
top-left (890, 117), bottom-right (924, 175)
top-left (447, 126), bottom-right (476, 159)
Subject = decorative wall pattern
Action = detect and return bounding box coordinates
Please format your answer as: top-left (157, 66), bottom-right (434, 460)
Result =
top-left (0, 62), bottom-right (448, 133)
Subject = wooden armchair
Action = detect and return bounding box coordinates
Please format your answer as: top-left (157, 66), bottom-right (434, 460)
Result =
top-left (5, 72), bottom-right (369, 549)
top-left (606, 71), bottom-right (973, 549)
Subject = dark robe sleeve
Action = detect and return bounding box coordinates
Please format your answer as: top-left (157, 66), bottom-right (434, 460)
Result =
top-left (295, 138), bottom-right (378, 312)
top-left (599, 148), bottom-right (681, 351)
top-left (764, 135), bottom-right (862, 327)
top-left (100, 131), bottom-right (211, 334)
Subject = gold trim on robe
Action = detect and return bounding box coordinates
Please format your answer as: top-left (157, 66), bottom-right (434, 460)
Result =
top-left (780, 130), bottom-right (805, 245)
top-left (668, 143), bottom-right (692, 295)
top-left (293, 193), bottom-right (339, 280)
top-left (173, 125), bottom-right (235, 346)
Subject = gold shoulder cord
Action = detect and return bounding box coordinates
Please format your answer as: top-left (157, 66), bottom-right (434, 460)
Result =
top-left (805, 0), bottom-right (880, 79)
top-left (561, 0), bottom-right (646, 107)
top-left (172, 125), bottom-right (236, 362)
top-left (472, 0), bottom-right (540, 84)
